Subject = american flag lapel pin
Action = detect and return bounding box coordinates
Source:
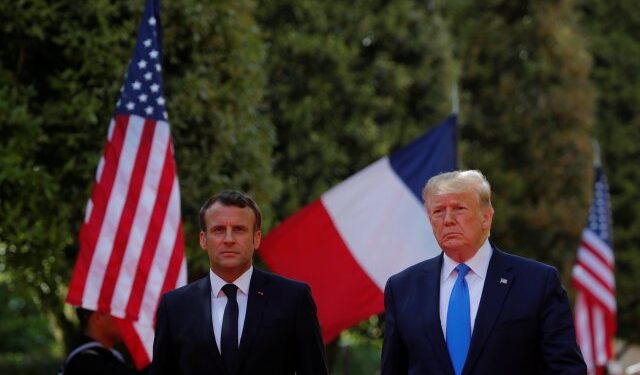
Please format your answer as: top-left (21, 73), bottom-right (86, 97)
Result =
top-left (258, 291), bottom-right (264, 296)
top-left (500, 278), bottom-right (508, 285)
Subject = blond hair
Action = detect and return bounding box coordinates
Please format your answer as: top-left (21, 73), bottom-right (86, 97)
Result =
top-left (422, 170), bottom-right (492, 209)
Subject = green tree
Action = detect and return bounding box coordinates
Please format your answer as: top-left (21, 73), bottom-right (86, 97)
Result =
top-left (447, 0), bottom-right (595, 274)
top-left (578, 0), bottom-right (640, 344)
top-left (162, 0), bottom-right (278, 274)
top-left (257, 0), bottom-right (457, 219)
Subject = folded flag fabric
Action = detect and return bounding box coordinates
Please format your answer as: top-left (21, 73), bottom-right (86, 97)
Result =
top-left (259, 116), bottom-right (457, 341)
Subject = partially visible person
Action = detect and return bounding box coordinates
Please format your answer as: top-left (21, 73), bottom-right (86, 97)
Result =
top-left (59, 308), bottom-right (137, 375)
top-left (381, 169), bottom-right (586, 375)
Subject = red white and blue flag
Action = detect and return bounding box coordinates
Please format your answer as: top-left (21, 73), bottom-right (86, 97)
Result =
top-left (572, 166), bottom-right (616, 374)
top-left (66, 0), bottom-right (186, 368)
top-left (259, 116), bottom-right (457, 341)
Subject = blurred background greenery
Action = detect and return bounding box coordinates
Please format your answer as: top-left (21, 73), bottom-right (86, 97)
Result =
top-left (1, 0), bottom-right (639, 373)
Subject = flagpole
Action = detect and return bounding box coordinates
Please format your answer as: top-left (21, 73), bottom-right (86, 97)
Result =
top-left (451, 82), bottom-right (459, 169)
top-left (592, 139), bottom-right (602, 168)
top-left (451, 82), bottom-right (459, 115)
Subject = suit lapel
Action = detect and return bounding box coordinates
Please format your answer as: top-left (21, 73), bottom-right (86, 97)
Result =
top-left (463, 247), bottom-right (513, 375)
top-left (194, 275), bottom-right (228, 374)
top-left (237, 268), bottom-right (268, 372)
top-left (422, 254), bottom-right (456, 374)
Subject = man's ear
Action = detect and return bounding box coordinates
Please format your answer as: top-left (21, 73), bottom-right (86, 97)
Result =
top-left (253, 229), bottom-right (262, 250)
top-left (482, 207), bottom-right (494, 230)
top-left (199, 231), bottom-right (207, 250)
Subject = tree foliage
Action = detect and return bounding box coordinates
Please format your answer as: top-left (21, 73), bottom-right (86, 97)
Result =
top-left (448, 0), bottom-right (594, 270)
top-left (578, 0), bottom-right (640, 343)
top-left (161, 0), bottom-right (278, 274)
top-left (257, 0), bottom-right (456, 219)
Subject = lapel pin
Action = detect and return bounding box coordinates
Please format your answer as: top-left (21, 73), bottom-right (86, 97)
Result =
top-left (258, 291), bottom-right (264, 296)
top-left (500, 278), bottom-right (508, 285)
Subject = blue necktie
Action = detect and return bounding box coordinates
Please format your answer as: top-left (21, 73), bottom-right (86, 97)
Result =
top-left (221, 284), bottom-right (239, 374)
top-left (446, 264), bottom-right (471, 375)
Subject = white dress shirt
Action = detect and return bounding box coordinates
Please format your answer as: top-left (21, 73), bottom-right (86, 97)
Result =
top-left (439, 239), bottom-right (492, 336)
top-left (210, 266), bottom-right (253, 352)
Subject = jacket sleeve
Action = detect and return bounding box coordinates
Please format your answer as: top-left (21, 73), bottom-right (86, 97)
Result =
top-left (380, 278), bottom-right (408, 375)
top-left (149, 296), bottom-right (179, 375)
top-left (539, 267), bottom-right (587, 375)
top-left (294, 285), bottom-right (329, 375)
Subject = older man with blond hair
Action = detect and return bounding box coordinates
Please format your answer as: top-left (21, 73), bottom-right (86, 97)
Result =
top-left (381, 170), bottom-right (586, 375)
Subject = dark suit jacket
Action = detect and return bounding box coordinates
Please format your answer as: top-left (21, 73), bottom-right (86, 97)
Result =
top-left (149, 268), bottom-right (328, 375)
top-left (62, 336), bottom-right (137, 375)
top-left (381, 246), bottom-right (586, 375)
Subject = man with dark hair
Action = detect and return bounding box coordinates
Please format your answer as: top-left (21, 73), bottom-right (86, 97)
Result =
top-left (59, 308), bottom-right (136, 375)
top-left (150, 190), bottom-right (328, 375)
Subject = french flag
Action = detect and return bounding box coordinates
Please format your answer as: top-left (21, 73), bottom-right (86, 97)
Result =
top-left (259, 116), bottom-right (457, 341)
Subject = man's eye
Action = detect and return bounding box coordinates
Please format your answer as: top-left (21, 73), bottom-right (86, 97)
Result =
top-left (212, 227), bottom-right (225, 233)
top-left (233, 227), bottom-right (247, 233)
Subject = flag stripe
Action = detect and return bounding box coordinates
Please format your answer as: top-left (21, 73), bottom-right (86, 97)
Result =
top-left (137, 179), bottom-right (182, 323)
top-left (67, 116), bottom-right (130, 305)
top-left (577, 244), bottom-right (614, 287)
top-left (588, 305), bottom-right (598, 372)
top-left (593, 308), bottom-right (606, 365)
top-left (82, 115), bottom-right (146, 310)
top-left (159, 223), bottom-right (185, 298)
top-left (572, 266), bottom-right (615, 312)
top-left (581, 230), bottom-right (613, 264)
top-left (575, 294), bottom-right (593, 369)
top-left (111, 120), bottom-right (171, 317)
top-left (580, 240), bottom-right (612, 271)
top-left (177, 257), bottom-right (187, 289)
top-left (576, 253), bottom-right (614, 291)
top-left (98, 118), bottom-right (156, 312)
top-left (118, 319), bottom-right (152, 369)
top-left (125, 132), bottom-right (175, 319)
top-left (133, 320), bottom-right (155, 368)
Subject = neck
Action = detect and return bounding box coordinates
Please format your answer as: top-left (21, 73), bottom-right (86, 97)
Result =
top-left (446, 245), bottom-right (482, 264)
top-left (213, 264), bottom-right (251, 284)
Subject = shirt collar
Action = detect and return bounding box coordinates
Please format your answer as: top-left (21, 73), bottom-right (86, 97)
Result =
top-left (209, 266), bottom-right (253, 298)
top-left (441, 239), bottom-right (493, 281)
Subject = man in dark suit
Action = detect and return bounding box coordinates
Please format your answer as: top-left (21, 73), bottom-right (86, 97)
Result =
top-left (150, 190), bottom-right (328, 375)
top-left (381, 170), bottom-right (586, 375)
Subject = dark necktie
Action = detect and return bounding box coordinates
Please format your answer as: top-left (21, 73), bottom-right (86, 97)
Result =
top-left (446, 263), bottom-right (471, 375)
top-left (221, 284), bottom-right (239, 374)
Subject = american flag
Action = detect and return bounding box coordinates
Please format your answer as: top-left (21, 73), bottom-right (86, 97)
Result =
top-left (572, 166), bottom-right (616, 375)
top-left (66, 0), bottom-right (186, 368)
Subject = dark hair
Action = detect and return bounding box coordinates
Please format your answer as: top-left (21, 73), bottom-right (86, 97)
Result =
top-left (76, 307), bottom-right (94, 332)
top-left (199, 190), bottom-right (262, 232)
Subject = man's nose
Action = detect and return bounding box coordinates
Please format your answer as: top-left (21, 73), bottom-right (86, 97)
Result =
top-left (443, 208), bottom-right (455, 224)
top-left (223, 228), bottom-right (235, 243)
